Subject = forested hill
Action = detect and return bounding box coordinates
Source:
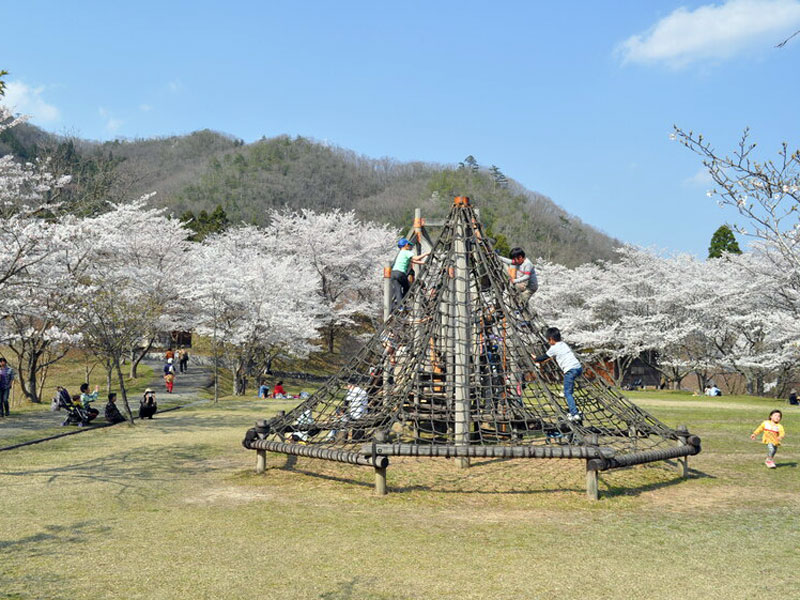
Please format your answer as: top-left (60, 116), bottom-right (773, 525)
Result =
top-left (0, 123), bottom-right (620, 266)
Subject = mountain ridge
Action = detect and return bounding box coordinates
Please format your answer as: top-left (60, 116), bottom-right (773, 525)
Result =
top-left (0, 122), bottom-right (620, 266)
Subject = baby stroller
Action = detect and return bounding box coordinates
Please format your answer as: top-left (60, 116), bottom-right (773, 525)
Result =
top-left (53, 387), bottom-right (98, 426)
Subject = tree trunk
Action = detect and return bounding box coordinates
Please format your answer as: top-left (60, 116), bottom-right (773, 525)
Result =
top-left (129, 337), bottom-right (155, 379)
top-left (326, 324), bottom-right (335, 353)
top-left (26, 367), bottom-right (39, 403)
top-left (28, 352), bottom-right (40, 403)
top-left (105, 362), bottom-right (113, 394)
top-left (113, 355), bottom-right (135, 424)
top-left (233, 358), bottom-right (246, 396)
top-left (213, 322), bottom-right (219, 403)
top-left (694, 371), bottom-right (708, 393)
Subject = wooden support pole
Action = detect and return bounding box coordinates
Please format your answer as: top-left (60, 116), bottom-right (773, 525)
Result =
top-left (676, 425), bottom-right (689, 478)
top-left (454, 211), bottom-right (471, 469)
top-left (383, 264), bottom-right (392, 322)
top-left (374, 465), bottom-right (388, 496)
top-left (383, 263), bottom-right (393, 409)
top-left (414, 207), bottom-right (423, 246)
top-left (254, 419), bottom-right (270, 474)
top-left (586, 461), bottom-right (599, 501)
top-left (256, 449), bottom-right (266, 474)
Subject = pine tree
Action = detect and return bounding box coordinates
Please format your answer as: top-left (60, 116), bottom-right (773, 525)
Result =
top-left (708, 225), bottom-right (742, 258)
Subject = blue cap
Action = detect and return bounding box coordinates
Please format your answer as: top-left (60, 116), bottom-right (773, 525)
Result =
top-left (398, 237), bottom-right (413, 248)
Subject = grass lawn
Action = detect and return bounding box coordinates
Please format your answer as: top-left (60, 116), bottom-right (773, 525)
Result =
top-left (1, 391), bottom-right (798, 599)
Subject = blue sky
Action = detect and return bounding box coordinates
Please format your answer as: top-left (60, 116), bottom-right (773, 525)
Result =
top-left (3, 0), bottom-right (800, 257)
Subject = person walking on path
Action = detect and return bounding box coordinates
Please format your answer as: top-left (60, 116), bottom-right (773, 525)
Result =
top-left (178, 347), bottom-right (189, 374)
top-left (751, 409), bottom-right (785, 468)
top-left (163, 359), bottom-right (176, 393)
top-left (390, 237), bottom-right (429, 312)
top-left (0, 357), bottom-right (15, 417)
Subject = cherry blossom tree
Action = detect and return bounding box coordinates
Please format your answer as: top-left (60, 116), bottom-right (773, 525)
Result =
top-left (265, 209), bottom-right (396, 352)
top-left (0, 100), bottom-right (74, 400)
top-left (536, 244), bottom-right (800, 396)
top-left (0, 218), bottom-right (87, 402)
top-left (673, 126), bottom-right (800, 283)
top-left (185, 225), bottom-right (322, 398)
top-left (68, 199), bottom-right (191, 421)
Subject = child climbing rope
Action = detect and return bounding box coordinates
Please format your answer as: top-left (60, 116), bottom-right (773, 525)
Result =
top-left (497, 247), bottom-right (538, 306)
top-left (390, 237), bottom-right (429, 311)
top-left (751, 409), bottom-right (785, 468)
top-left (533, 327), bottom-right (582, 422)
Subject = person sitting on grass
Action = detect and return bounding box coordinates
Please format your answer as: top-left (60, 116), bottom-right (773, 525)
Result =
top-left (751, 409), bottom-right (785, 469)
top-left (272, 381), bottom-right (286, 399)
top-left (286, 408), bottom-right (319, 443)
top-left (104, 392), bottom-right (126, 424)
top-left (532, 327), bottom-right (583, 422)
top-left (140, 389), bottom-right (158, 420)
top-left (78, 383), bottom-right (100, 424)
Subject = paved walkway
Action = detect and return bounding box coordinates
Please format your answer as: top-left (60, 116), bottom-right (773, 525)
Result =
top-left (0, 359), bottom-right (212, 449)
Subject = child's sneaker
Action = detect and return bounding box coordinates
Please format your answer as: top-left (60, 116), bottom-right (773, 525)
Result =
top-left (766, 458), bottom-right (777, 468)
top-left (567, 413), bottom-right (583, 423)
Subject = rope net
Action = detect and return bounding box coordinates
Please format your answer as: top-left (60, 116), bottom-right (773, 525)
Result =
top-left (252, 201), bottom-right (683, 460)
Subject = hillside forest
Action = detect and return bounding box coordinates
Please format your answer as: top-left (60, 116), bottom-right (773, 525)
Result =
top-left (0, 123), bottom-right (619, 266)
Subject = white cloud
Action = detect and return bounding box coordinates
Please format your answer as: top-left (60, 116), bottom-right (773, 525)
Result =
top-left (139, 103), bottom-right (153, 112)
top-left (167, 80), bottom-right (184, 93)
top-left (683, 167), bottom-right (714, 187)
top-left (618, 0), bottom-right (800, 68)
top-left (3, 80), bottom-right (60, 122)
top-left (98, 107), bottom-right (123, 134)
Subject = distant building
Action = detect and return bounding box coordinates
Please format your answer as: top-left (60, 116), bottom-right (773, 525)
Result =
top-left (154, 331), bottom-right (192, 349)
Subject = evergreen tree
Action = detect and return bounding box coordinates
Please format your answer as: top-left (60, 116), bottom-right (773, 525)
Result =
top-left (708, 225), bottom-right (742, 258)
top-left (181, 204), bottom-right (230, 241)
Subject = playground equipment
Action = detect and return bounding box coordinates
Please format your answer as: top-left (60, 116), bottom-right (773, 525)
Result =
top-left (243, 197), bottom-right (701, 499)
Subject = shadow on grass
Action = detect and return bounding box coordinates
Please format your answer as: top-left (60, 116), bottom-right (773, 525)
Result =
top-left (269, 454), bottom-right (715, 497)
top-left (599, 466), bottom-right (715, 499)
top-left (0, 444), bottom-right (228, 498)
top-left (775, 461), bottom-right (797, 469)
top-left (0, 520), bottom-right (111, 556)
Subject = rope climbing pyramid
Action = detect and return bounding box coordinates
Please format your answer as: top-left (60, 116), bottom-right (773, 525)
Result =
top-left (243, 197), bottom-right (701, 498)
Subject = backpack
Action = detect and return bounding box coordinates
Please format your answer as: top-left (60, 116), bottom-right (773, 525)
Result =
top-left (163, 363), bottom-right (174, 375)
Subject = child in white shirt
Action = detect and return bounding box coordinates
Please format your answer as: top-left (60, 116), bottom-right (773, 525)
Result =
top-left (533, 327), bottom-right (582, 421)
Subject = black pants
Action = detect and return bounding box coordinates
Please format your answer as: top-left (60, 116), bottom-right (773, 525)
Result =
top-left (0, 387), bottom-right (9, 416)
top-left (179, 358), bottom-right (188, 373)
top-left (390, 270), bottom-right (410, 312)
